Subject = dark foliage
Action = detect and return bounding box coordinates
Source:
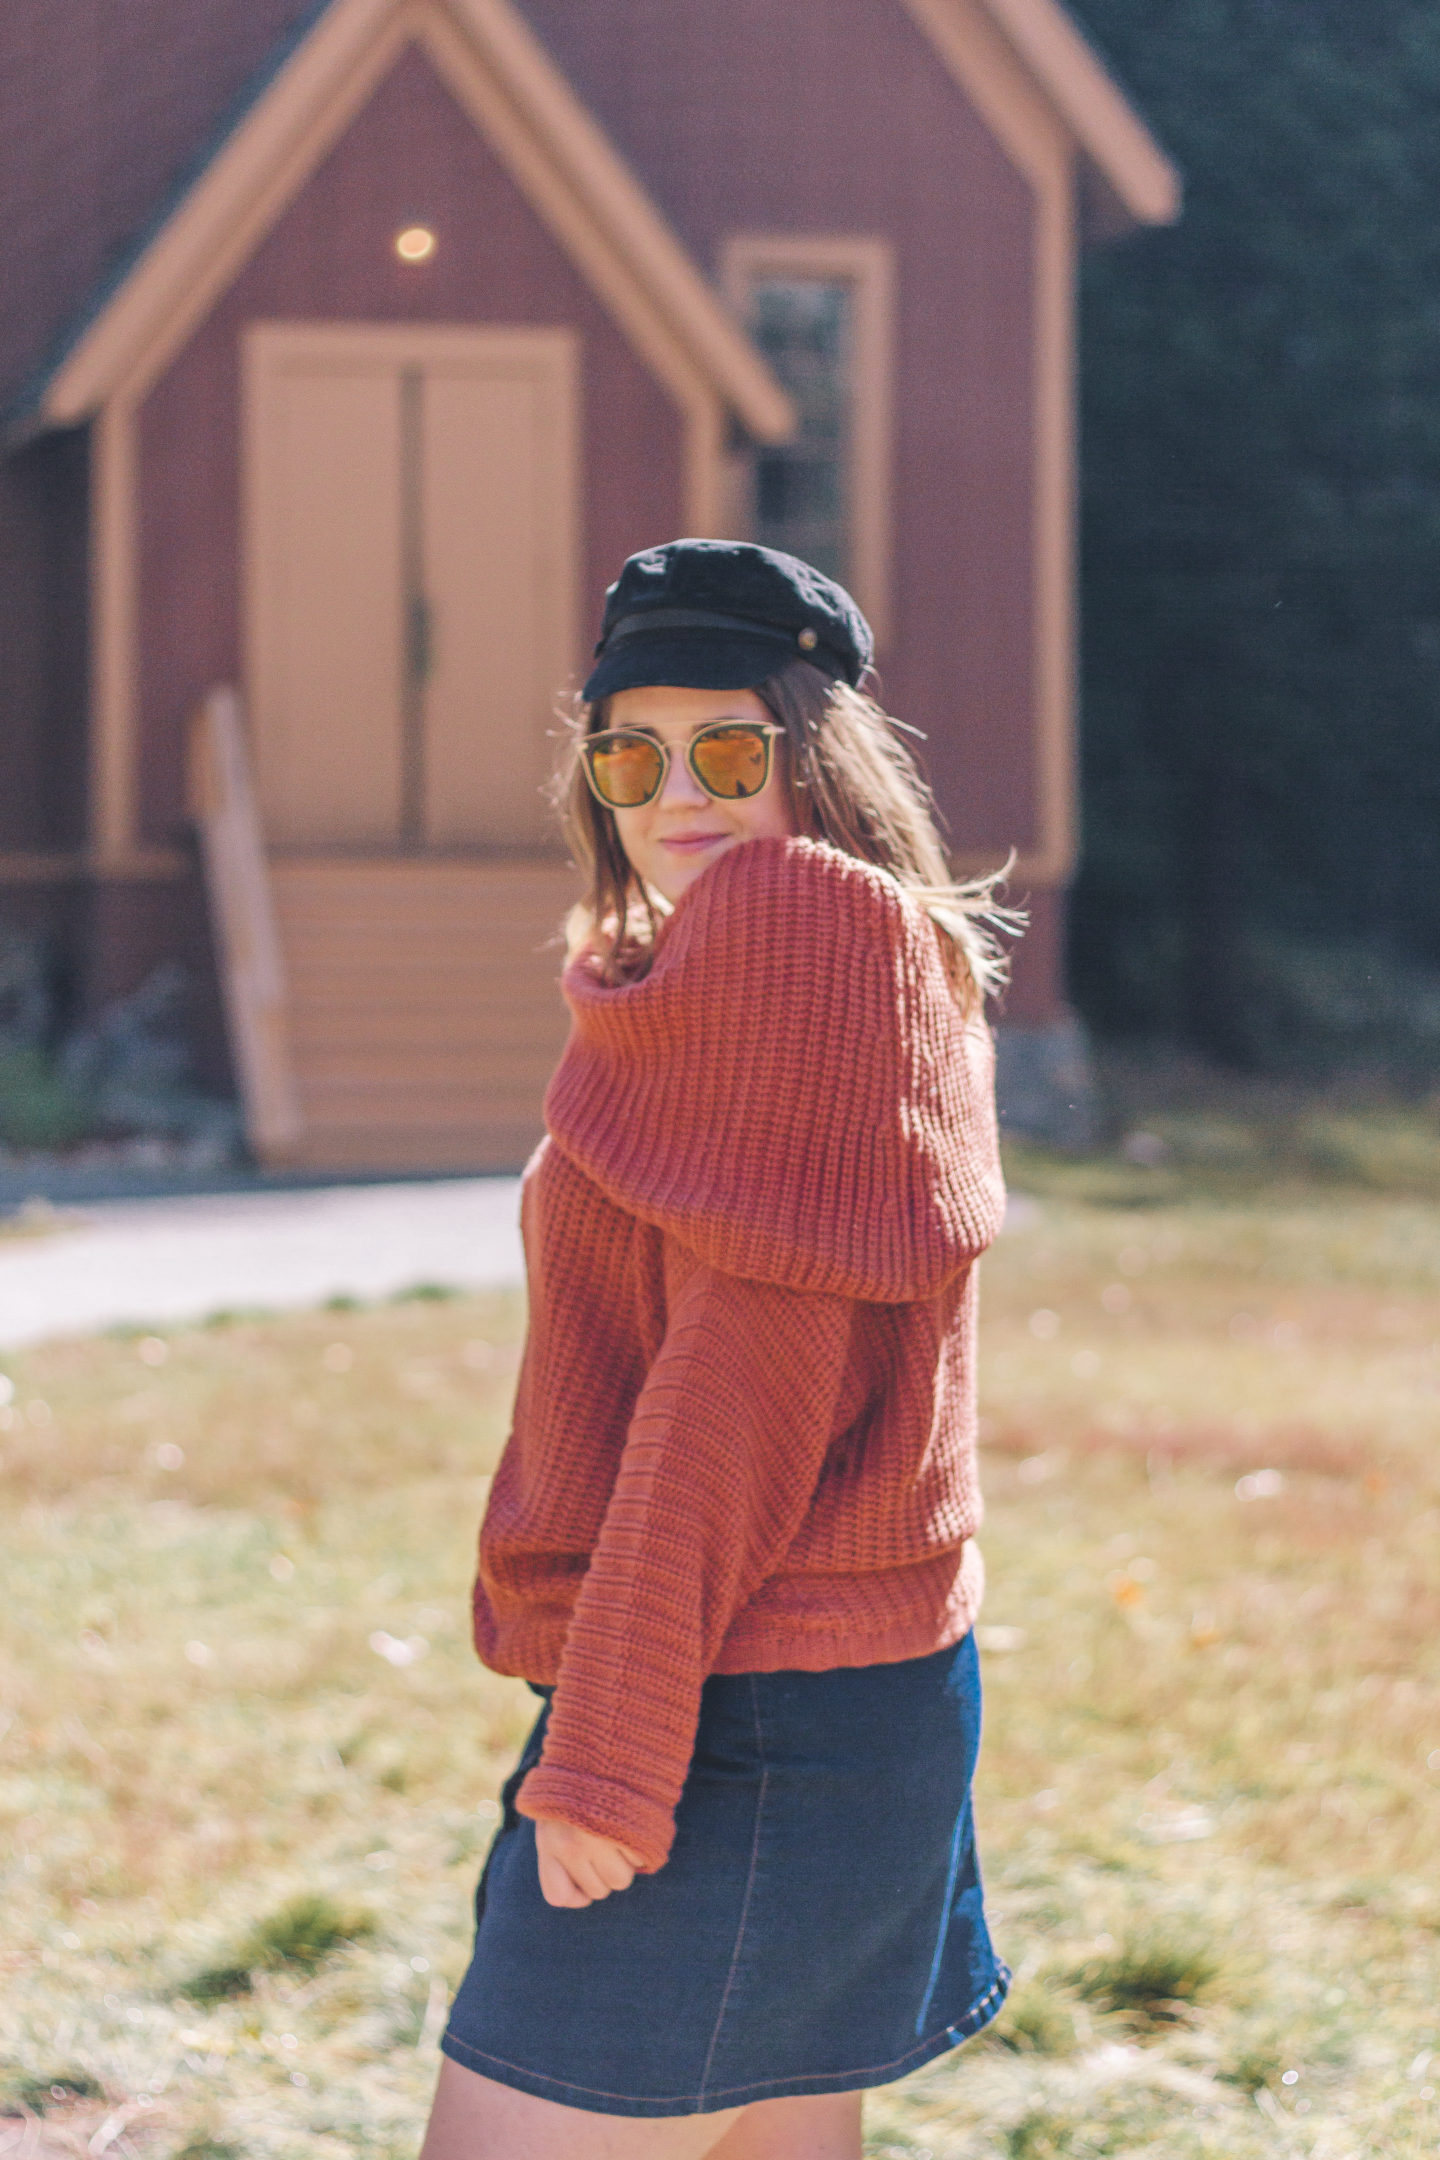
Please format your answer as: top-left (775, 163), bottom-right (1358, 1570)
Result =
top-left (1066, 1), bottom-right (1440, 1067)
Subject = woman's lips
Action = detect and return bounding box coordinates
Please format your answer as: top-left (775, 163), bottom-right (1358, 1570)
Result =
top-left (660, 831), bottom-right (727, 854)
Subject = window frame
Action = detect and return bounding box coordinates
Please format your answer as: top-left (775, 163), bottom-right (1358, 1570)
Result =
top-left (722, 235), bottom-right (896, 649)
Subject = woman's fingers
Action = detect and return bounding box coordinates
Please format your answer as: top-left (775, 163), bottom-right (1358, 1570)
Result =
top-left (557, 1831), bottom-right (626, 1900)
top-left (535, 1844), bottom-right (591, 1908)
top-left (569, 1864), bottom-right (611, 1902)
top-left (533, 1821), bottom-right (588, 1906)
top-left (590, 1842), bottom-right (637, 1892)
top-left (533, 1819), bottom-right (643, 1907)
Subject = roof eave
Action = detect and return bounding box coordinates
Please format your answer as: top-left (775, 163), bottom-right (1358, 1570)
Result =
top-left (9, 0), bottom-right (796, 447)
top-left (981, 0), bottom-right (1180, 232)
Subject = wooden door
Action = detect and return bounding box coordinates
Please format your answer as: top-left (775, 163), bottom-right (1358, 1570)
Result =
top-left (244, 323), bottom-right (578, 851)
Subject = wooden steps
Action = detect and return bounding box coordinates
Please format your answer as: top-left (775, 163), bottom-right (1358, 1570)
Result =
top-left (268, 855), bottom-right (578, 1172)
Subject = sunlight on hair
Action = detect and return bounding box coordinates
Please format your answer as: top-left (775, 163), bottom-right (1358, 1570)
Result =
top-left (554, 660), bottom-right (1023, 1007)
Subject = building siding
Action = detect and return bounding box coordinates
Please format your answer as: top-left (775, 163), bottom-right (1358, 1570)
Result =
top-left (523, 0), bottom-right (1043, 860)
top-left (132, 43), bottom-right (687, 847)
top-left (0, 0), bottom-right (322, 411)
top-left (0, 0), bottom-right (1075, 1041)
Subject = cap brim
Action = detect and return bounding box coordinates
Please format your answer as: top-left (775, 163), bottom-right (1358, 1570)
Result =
top-left (582, 626), bottom-right (814, 704)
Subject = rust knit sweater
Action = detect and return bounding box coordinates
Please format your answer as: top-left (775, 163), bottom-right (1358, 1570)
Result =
top-left (472, 835), bottom-right (1005, 1872)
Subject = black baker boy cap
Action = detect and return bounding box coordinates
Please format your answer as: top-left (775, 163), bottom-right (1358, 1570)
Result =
top-left (582, 538), bottom-right (874, 704)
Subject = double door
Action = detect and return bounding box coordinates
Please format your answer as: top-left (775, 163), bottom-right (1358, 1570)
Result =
top-left (244, 322), bottom-right (578, 851)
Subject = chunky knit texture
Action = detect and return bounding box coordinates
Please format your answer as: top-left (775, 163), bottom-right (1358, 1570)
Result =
top-left (472, 836), bottom-right (1005, 1871)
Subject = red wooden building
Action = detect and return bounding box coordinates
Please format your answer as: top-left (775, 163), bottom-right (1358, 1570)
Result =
top-left (0, 0), bottom-right (1176, 1169)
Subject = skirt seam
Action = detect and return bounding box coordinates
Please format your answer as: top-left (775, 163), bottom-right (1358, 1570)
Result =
top-left (696, 1673), bottom-right (768, 2104)
top-left (914, 1797), bottom-right (972, 2036)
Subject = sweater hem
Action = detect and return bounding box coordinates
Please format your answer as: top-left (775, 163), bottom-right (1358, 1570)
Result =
top-left (708, 1602), bottom-right (979, 1677)
top-left (474, 1545), bottom-right (984, 1691)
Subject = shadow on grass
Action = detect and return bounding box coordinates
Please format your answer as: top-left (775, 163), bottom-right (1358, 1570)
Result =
top-left (177, 1891), bottom-right (374, 2003)
top-left (0, 2069), bottom-right (105, 2115)
top-left (1064, 1924), bottom-right (1226, 2027)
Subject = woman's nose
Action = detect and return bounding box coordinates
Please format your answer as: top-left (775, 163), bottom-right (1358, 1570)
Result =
top-left (657, 744), bottom-right (708, 807)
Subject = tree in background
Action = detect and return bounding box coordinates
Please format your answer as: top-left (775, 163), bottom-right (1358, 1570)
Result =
top-left (1067, 0), bottom-right (1440, 1074)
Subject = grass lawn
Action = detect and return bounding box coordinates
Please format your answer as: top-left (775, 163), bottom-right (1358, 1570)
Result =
top-left (1, 1171), bottom-right (1438, 2158)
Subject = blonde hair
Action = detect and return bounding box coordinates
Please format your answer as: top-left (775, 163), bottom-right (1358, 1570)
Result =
top-left (555, 659), bottom-right (1020, 1013)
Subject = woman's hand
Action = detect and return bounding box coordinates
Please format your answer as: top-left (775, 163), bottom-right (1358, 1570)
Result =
top-left (534, 1818), bottom-right (645, 1908)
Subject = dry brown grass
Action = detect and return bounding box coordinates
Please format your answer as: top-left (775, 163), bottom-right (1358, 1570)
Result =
top-left (0, 1291), bottom-right (524, 1509)
top-left (871, 1184), bottom-right (1440, 2158)
top-left (2, 1185), bottom-right (1439, 2156)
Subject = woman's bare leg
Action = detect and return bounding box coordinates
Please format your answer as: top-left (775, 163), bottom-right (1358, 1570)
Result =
top-left (706, 2092), bottom-right (863, 2159)
top-left (418, 2056), bottom-right (744, 2160)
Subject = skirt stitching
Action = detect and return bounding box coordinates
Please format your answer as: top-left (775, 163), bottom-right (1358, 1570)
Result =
top-left (696, 1673), bottom-right (769, 2104)
top-left (438, 1968), bottom-right (1010, 2112)
top-left (443, 1644), bottom-right (1005, 2118)
top-left (914, 1800), bottom-right (970, 2036)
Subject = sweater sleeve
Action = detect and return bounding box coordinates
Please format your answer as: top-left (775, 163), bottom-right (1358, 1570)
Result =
top-left (515, 1233), bottom-right (855, 1870)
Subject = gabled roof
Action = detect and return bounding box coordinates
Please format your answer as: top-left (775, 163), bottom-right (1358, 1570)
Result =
top-left (12, 0), bottom-right (795, 444)
top-left (905, 0), bottom-right (1179, 232)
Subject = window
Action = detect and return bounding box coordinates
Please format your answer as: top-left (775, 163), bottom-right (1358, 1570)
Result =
top-left (750, 279), bottom-right (851, 585)
top-left (724, 238), bottom-right (894, 644)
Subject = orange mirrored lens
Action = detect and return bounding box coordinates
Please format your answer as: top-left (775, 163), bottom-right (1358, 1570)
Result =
top-left (587, 733), bottom-right (665, 806)
top-left (690, 726), bottom-right (771, 799)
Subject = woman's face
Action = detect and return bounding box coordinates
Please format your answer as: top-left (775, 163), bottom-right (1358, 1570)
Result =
top-left (604, 683), bottom-right (797, 907)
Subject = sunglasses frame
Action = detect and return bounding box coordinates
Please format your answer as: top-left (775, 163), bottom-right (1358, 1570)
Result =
top-left (579, 719), bottom-right (785, 810)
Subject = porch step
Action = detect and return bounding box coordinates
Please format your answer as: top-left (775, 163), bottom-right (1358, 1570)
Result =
top-left (268, 856), bottom-right (579, 1173)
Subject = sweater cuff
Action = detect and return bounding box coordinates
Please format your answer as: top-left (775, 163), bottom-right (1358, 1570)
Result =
top-left (516, 1762), bottom-right (677, 1873)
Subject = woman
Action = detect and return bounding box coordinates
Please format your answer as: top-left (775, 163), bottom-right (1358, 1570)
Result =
top-left (421, 540), bottom-right (1012, 2160)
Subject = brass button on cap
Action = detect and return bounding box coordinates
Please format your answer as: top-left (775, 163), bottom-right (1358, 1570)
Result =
top-left (797, 627), bottom-right (819, 650)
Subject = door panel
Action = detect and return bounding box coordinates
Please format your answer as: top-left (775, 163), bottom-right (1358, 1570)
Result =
top-left (424, 367), bottom-right (549, 847)
top-left (244, 323), bottom-right (579, 852)
top-left (247, 350), bottom-right (404, 845)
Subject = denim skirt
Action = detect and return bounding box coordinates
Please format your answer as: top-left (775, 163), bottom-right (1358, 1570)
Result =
top-left (440, 1633), bottom-right (1009, 2117)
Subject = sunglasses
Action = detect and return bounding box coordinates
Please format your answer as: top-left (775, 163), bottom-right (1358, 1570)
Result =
top-left (579, 720), bottom-right (783, 809)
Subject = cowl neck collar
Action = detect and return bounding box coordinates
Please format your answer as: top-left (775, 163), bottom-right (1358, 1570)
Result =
top-left (545, 836), bottom-right (1004, 1301)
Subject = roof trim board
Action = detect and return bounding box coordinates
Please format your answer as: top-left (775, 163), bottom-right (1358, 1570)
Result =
top-left (68, 0), bottom-right (799, 871)
top-left (981, 0), bottom-right (1180, 225)
top-left (888, 0), bottom-right (1082, 878)
top-left (445, 0), bottom-right (796, 429)
top-left (46, 0), bottom-right (404, 425)
top-left (22, 0), bottom-right (1176, 442)
top-left (410, 3), bottom-right (743, 521)
top-left (28, 0), bottom-right (796, 445)
top-left (904, 0), bottom-right (1179, 231)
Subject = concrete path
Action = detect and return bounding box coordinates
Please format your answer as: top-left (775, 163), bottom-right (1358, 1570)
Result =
top-left (0, 1179), bottom-right (1038, 1353)
top-left (0, 1178), bottom-right (525, 1349)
